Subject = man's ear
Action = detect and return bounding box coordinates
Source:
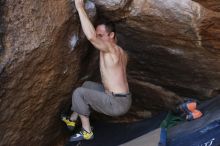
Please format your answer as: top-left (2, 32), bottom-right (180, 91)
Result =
top-left (109, 32), bottom-right (115, 39)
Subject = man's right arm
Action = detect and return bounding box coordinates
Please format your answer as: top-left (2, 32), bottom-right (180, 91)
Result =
top-left (75, 0), bottom-right (110, 52)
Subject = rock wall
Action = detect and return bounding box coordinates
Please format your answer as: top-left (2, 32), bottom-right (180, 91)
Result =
top-left (194, 0), bottom-right (220, 12)
top-left (94, 0), bottom-right (220, 98)
top-left (84, 0), bottom-right (220, 122)
top-left (0, 0), bottom-right (5, 53)
top-left (0, 0), bottom-right (94, 145)
top-left (0, 0), bottom-right (220, 145)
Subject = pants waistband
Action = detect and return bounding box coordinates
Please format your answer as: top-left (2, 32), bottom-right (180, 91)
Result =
top-left (105, 91), bottom-right (131, 97)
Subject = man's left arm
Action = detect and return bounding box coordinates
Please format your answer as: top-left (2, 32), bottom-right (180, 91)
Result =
top-left (75, 0), bottom-right (110, 52)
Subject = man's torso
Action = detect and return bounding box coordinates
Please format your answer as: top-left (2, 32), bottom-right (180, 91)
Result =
top-left (99, 45), bottom-right (129, 93)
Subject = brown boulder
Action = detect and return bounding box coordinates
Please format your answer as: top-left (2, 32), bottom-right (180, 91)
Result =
top-left (1, 0), bottom-right (220, 145)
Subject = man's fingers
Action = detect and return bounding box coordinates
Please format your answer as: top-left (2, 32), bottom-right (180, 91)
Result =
top-left (74, 0), bottom-right (84, 5)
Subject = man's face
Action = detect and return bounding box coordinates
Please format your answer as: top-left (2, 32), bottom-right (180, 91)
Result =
top-left (96, 24), bottom-right (112, 41)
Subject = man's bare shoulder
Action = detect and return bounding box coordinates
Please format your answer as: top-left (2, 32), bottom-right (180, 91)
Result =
top-left (107, 44), bottom-right (123, 53)
top-left (103, 43), bottom-right (127, 58)
top-left (117, 45), bottom-right (128, 56)
top-left (113, 45), bottom-right (128, 62)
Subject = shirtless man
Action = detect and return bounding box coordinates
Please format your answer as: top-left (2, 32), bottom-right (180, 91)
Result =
top-left (62, 0), bottom-right (132, 142)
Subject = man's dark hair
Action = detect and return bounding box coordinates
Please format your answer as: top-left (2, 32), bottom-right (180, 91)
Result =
top-left (95, 18), bottom-right (116, 33)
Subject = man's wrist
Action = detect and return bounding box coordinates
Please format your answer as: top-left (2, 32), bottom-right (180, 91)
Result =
top-left (76, 6), bottom-right (84, 12)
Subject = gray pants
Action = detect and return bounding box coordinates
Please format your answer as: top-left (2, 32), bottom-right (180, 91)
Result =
top-left (71, 81), bottom-right (132, 117)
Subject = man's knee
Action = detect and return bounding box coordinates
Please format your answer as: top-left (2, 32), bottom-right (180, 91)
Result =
top-left (82, 81), bottom-right (93, 88)
top-left (72, 87), bottom-right (84, 101)
top-left (72, 87), bottom-right (84, 109)
top-left (71, 87), bottom-right (90, 116)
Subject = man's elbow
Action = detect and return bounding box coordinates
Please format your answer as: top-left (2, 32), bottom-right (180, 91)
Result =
top-left (87, 35), bottom-right (97, 42)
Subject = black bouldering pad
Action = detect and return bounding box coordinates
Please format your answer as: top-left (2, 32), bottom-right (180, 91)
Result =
top-left (168, 96), bottom-right (220, 146)
top-left (119, 128), bottom-right (162, 146)
top-left (66, 96), bottom-right (220, 146)
top-left (65, 113), bottom-right (167, 146)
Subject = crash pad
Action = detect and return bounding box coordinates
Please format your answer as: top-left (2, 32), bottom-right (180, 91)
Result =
top-left (66, 113), bottom-right (167, 146)
top-left (66, 96), bottom-right (220, 146)
top-left (168, 96), bottom-right (220, 146)
top-left (119, 128), bottom-right (162, 146)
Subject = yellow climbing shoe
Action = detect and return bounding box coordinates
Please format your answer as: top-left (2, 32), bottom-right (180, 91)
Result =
top-left (81, 129), bottom-right (94, 140)
top-left (69, 128), bottom-right (94, 142)
top-left (61, 116), bottom-right (76, 131)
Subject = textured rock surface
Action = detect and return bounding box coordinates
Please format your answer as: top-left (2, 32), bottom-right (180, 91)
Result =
top-left (0, 0), bottom-right (95, 146)
top-left (95, 0), bottom-right (220, 98)
top-left (0, 0), bottom-right (220, 146)
top-left (0, 0), bottom-right (4, 53)
top-left (193, 0), bottom-right (220, 12)
top-left (86, 0), bottom-right (220, 122)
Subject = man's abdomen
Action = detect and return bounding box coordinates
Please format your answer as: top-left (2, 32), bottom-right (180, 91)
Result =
top-left (101, 72), bottom-right (129, 93)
